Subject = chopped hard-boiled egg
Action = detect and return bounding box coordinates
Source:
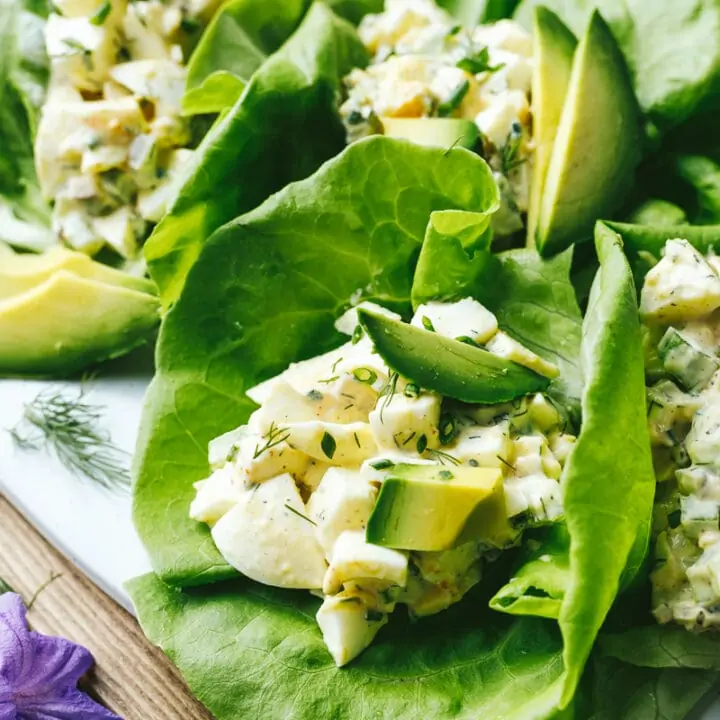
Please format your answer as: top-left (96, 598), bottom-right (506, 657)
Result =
top-left (641, 240), bottom-right (720, 323)
top-left (211, 473), bottom-right (327, 590)
top-left (189, 464), bottom-right (245, 526)
top-left (368, 391), bottom-right (442, 451)
top-left (323, 530), bottom-right (408, 594)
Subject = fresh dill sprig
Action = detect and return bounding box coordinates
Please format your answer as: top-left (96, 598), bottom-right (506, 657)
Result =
top-left (283, 503), bottom-right (317, 526)
top-left (427, 448), bottom-right (461, 466)
top-left (253, 422), bottom-right (291, 459)
top-left (377, 372), bottom-right (400, 422)
top-left (9, 387), bottom-right (130, 492)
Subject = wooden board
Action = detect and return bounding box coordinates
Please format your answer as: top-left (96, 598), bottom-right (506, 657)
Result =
top-left (0, 494), bottom-right (212, 720)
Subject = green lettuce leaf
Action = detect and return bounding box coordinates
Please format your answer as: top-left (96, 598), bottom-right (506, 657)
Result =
top-left (627, 199), bottom-right (688, 227)
top-left (673, 155), bottom-right (720, 224)
top-left (580, 655), bottom-right (717, 720)
top-left (127, 572), bottom-right (566, 720)
top-left (600, 625), bottom-right (720, 670)
top-left (183, 0), bottom-right (310, 116)
top-left (513, 0), bottom-right (720, 133)
top-left (490, 526), bottom-right (569, 620)
top-left (144, 2), bottom-right (368, 307)
top-left (325, 0), bottom-right (383, 25)
top-left (437, 0), bottom-right (520, 24)
top-left (133, 137), bottom-right (500, 585)
top-left (554, 221), bottom-right (655, 706)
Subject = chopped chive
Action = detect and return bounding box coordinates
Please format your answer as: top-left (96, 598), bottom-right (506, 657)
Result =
top-left (456, 47), bottom-right (504, 75)
top-left (321, 431), bottom-right (337, 459)
top-left (370, 459), bottom-right (394, 470)
top-left (439, 413), bottom-right (458, 445)
top-left (416, 434), bottom-right (428, 454)
top-left (438, 470), bottom-right (454, 481)
top-left (421, 316), bottom-right (435, 332)
top-left (89, 0), bottom-right (112, 25)
top-left (307, 389), bottom-right (324, 401)
top-left (353, 367), bottom-right (378, 385)
top-left (353, 432), bottom-right (361, 449)
top-left (284, 503), bottom-right (317, 526)
top-left (403, 383), bottom-right (420, 399)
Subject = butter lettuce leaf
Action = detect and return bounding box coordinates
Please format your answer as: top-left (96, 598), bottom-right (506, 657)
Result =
top-left (127, 572), bottom-right (566, 720)
top-left (134, 138), bottom-right (500, 585)
top-left (144, 2), bottom-right (368, 307)
top-left (555, 221), bottom-right (656, 705)
top-left (513, 0), bottom-right (720, 133)
top-left (437, 0), bottom-right (520, 24)
top-left (183, 0), bottom-right (310, 116)
top-left (580, 655), bottom-right (717, 720)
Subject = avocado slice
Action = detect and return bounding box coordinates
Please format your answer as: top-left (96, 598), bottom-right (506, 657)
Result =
top-left (380, 118), bottom-right (479, 151)
top-left (358, 309), bottom-right (549, 404)
top-left (366, 464), bottom-right (514, 551)
top-left (535, 10), bottom-right (642, 256)
top-left (526, 7), bottom-right (577, 246)
top-left (0, 271), bottom-right (160, 376)
top-left (0, 246), bottom-right (156, 300)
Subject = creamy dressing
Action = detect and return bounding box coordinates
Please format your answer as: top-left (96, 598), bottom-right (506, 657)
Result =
top-left (190, 298), bottom-right (573, 666)
top-left (339, 0), bottom-right (534, 236)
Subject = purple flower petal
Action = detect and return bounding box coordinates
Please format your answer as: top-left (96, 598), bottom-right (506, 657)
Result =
top-left (0, 595), bottom-right (33, 694)
top-left (0, 595), bottom-right (120, 720)
top-left (20, 688), bottom-right (120, 719)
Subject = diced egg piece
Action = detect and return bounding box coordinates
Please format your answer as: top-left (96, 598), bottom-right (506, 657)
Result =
top-left (211, 473), bottom-right (327, 589)
top-left (316, 592), bottom-right (387, 667)
top-left (136, 148), bottom-right (193, 222)
top-left (208, 426), bottom-right (249, 469)
top-left (504, 473), bottom-right (563, 523)
top-left (369, 391), bottom-right (442, 451)
top-left (323, 530), bottom-right (408, 594)
top-left (110, 59), bottom-right (186, 117)
top-left (248, 380), bottom-right (319, 433)
top-left (91, 206), bottom-right (144, 259)
top-left (472, 19), bottom-right (533, 57)
top-left (307, 468), bottom-right (378, 556)
top-left (473, 90), bottom-right (529, 148)
top-left (411, 298), bottom-right (498, 344)
top-left (285, 422), bottom-right (377, 466)
top-left (548, 432), bottom-right (576, 465)
top-left (640, 239), bottom-right (720, 323)
top-left (230, 428), bottom-right (309, 486)
top-left (123, 1), bottom-right (172, 60)
top-left (189, 463), bottom-right (244, 526)
top-left (451, 423), bottom-right (513, 472)
top-left (485, 331), bottom-right (559, 378)
top-left (513, 434), bottom-right (562, 479)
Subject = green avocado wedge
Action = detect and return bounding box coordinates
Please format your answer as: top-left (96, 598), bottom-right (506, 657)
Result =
top-left (526, 7), bottom-right (576, 247)
top-left (357, 309), bottom-right (549, 403)
top-left (0, 271), bottom-right (160, 376)
top-left (0, 245), bottom-right (155, 300)
top-left (536, 10), bottom-right (642, 256)
top-left (380, 118), bottom-right (479, 151)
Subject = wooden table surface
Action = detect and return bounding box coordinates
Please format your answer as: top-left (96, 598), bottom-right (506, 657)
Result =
top-left (0, 493), bottom-right (212, 720)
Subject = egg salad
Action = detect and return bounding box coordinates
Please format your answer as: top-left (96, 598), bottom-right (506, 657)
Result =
top-left (33, 0), bottom-right (218, 260)
top-left (641, 239), bottom-right (720, 630)
top-left (190, 297), bottom-right (574, 666)
top-left (340, 0), bottom-right (533, 236)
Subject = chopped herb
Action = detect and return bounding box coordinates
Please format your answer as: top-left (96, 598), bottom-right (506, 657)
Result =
top-left (437, 79), bottom-right (470, 117)
top-left (8, 386), bottom-right (130, 492)
top-left (353, 367), bottom-right (377, 385)
top-left (365, 609), bottom-right (385, 622)
top-left (403, 383), bottom-right (420, 399)
top-left (253, 422), bottom-right (290, 459)
top-left (439, 413), bottom-right (458, 445)
top-left (353, 432), bottom-right (361, 449)
top-left (428, 449), bottom-right (461, 466)
top-left (456, 46), bottom-right (504, 75)
top-left (370, 459), bottom-right (395, 470)
top-left (352, 325), bottom-right (364, 344)
top-left (318, 375), bottom-right (340, 385)
top-left (447, 24), bottom-right (462, 38)
top-left (401, 431), bottom-right (417, 447)
top-left (416, 434), bottom-right (428, 454)
top-left (496, 454), bottom-right (516, 472)
top-left (501, 122), bottom-right (527, 174)
top-left (421, 316), bottom-right (435, 332)
top-left (62, 38), bottom-right (94, 71)
top-left (307, 389), bottom-right (324, 401)
top-left (321, 431), bottom-right (337, 459)
top-left (89, 0), bottom-right (112, 25)
top-left (378, 372), bottom-right (400, 422)
top-left (468, 459), bottom-right (479, 467)
top-left (331, 357), bottom-right (344, 374)
top-left (438, 470), bottom-right (454, 481)
top-left (225, 445), bottom-right (240, 463)
top-left (283, 503), bottom-right (317, 526)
